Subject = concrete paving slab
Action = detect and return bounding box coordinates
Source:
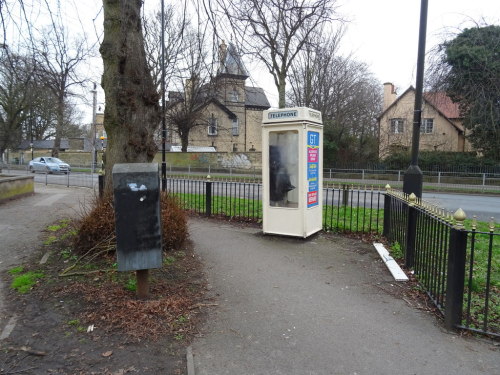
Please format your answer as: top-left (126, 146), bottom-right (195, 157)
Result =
top-left (189, 218), bottom-right (499, 375)
top-left (0, 184), bottom-right (94, 330)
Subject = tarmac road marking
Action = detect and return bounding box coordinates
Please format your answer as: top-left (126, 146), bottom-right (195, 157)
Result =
top-left (0, 315), bottom-right (18, 340)
top-left (34, 193), bottom-right (67, 206)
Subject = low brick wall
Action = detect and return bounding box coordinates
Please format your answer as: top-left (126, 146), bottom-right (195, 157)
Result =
top-left (0, 175), bottom-right (34, 203)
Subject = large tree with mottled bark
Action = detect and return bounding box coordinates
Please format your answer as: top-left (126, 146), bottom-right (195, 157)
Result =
top-left (100, 0), bottom-right (161, 191)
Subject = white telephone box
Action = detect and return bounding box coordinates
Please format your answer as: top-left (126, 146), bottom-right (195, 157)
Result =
top-left (262, 107), bottom-right (323, 237)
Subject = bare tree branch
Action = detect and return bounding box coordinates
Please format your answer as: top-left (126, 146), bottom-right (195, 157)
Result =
top-left (204, 0), bottom-right (344, 108)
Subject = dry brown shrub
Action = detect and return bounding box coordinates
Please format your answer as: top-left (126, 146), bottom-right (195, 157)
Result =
top-left (73, 193), bottom-right (115, 255)
top-left (73, 191), bottom-right (188, 255)
top-left (160, 191), bottom-right (188, 251)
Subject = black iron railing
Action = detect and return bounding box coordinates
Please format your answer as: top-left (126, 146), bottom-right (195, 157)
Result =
top-left (165, 177), bottom-right (384, 234)
top-left (460, 224), bottom-right (499, 336)
top-left (165, 177), bottom-right (263, 221)
top-left (384, 189), bottom-right (498, 337)
top-left (323, 183), bottom-right (383, 233)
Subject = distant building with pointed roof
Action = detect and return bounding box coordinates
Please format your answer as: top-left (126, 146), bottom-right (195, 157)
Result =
top-left (377, 82), bottom-right (472, 158)
top-left (217, 41), bottom-right (249, 78)
top-left (167, 41), bottom-right (270, 152)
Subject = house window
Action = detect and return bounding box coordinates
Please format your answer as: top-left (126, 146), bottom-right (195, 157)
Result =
top-left (421, 118), bottom-right (434, 134)
top-left (232, 117), bottom-right (239, 136)
top-left (233, 143), bottom-right (238, 152)
top-left (208, 115), bottom-right (218, 136)
top-left (390, 118), bottom-right (405, 134)
top-left (230, 87), bottom-right (239, 102)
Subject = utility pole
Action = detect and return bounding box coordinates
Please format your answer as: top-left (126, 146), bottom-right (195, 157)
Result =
top-left (91, 83), bottom-right (97, 174)
top-left (403, 0), bottom-right (428, 198)
top-left (161, 0), bottom-right (167, 191)
top-left (30, 107), bottom-right (34, 161)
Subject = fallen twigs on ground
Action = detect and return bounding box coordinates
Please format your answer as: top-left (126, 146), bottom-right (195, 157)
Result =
top-left (59, 234), bottom-right (116, 276)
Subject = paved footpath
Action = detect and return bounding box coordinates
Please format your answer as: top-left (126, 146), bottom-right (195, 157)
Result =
top-left (0, 184), bottom-right (94, 330)
top-left (189, 218), bottom-right (499, 375)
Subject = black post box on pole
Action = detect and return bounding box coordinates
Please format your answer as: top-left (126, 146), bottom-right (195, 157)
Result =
top-left (112, 163), bottom-right (163, 299)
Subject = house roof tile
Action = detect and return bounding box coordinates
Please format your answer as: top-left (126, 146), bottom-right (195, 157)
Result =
top-left (424, 92), bottom-right (461, 119)
top-left (245, 86), bottom-right (270, 109)
top-left (378, 86), bottom-right (463, 133)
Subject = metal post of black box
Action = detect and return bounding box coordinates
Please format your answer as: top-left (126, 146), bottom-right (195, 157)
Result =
top-left (112, 163), bottom-right (163, 299)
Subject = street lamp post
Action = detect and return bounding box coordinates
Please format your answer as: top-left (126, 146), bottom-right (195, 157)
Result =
top-left (91, 83), bottom-right (98, 174)
top-left (403, 0), bottom-right (428, 198)
top-left (161, 0), bottom-right (167, 191)
top-left (30, 108), bottom-right (34, 161)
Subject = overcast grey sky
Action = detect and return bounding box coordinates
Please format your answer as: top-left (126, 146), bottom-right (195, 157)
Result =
top-left (338, 0), bottom-right (500, 93)
top-left (209, 0), bottom-right (500, 107)
top-left (6, 0), bottom-right (498, 118)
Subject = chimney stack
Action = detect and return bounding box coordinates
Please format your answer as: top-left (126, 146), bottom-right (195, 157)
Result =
top-left (383, 82), bottom-right (397, 110)
top-left (218, 40), bottom-right (227, 73)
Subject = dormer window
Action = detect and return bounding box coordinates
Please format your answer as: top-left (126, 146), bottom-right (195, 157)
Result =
top-left (230, 87), bottom-right (239, 102)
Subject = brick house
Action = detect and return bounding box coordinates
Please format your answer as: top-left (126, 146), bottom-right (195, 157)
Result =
top-left (378, 82), bottom-right (471, 158)
top-left (167, 42), bottom-right (270, 152)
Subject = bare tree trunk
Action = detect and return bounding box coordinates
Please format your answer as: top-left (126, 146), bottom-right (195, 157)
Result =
top-left (180, 132), bottom-right (189, 152)
top-left (100, 0), bottom-right (160, 193)
top-left (51, 98), bottom-right (64, 157)
top-left (278, 74), bottom-right (287, 108)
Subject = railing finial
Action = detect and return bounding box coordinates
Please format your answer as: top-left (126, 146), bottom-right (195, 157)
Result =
top-left (472, 215), bottom-right (477, 231)
top-left (408, 192), bottom-right (417, 206)
top-left (489, 217), bottom-right (496, 233)
top-left (453, 208), bottom-right (466, 228)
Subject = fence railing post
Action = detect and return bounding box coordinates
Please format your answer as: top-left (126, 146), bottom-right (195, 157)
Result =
top-left (405, 193), bottom-right (417, 268)
top-left (383, 186), bottom-right (392, 239)
top-left (445, 211), bottom-right (468, 330)
top-left (205, 177), bottom-right (212, 217)
top-left (341, 184), bottom-right (349, 206)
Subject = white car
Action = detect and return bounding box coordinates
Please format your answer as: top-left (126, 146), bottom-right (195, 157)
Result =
top-left (28, 157), bottom-right (71, 174)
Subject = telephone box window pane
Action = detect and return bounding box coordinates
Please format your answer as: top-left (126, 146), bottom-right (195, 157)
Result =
top-left (269, 130), bottom-right (298, 208)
